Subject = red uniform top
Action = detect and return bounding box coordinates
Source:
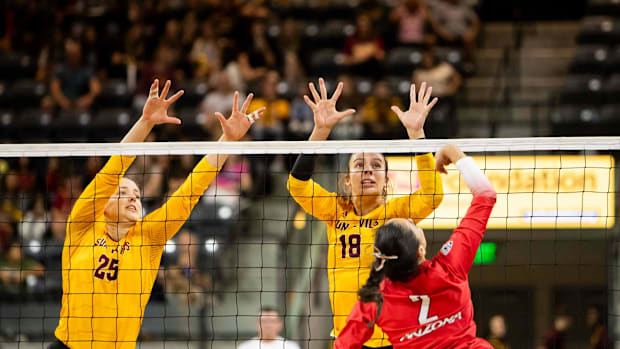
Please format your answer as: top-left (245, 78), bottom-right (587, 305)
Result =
top-left (335, 194), bottom-right (497, 349)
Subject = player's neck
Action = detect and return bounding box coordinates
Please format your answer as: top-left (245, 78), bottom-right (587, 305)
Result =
top-left (105, 221), bottom-right (133, 242)
top-left (259, 335), bottom-right (279, 343)
top-left (352, 195), bottom-right (384, 216)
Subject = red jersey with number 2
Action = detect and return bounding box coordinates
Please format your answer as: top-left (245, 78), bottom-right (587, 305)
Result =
top-left (335, 194), bottom-right (497, 349)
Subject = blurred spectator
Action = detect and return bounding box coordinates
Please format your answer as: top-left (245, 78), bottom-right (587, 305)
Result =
top-left (51, 173), bottom-right (83, 216)
top-left (41, 208), bottom-right (67, 295)
top-left (240, 0), bottom-right (271, 20)
top-left (182, 11), bottom-right (199, 49)
top-left (237, 307), bottom-right (300, 349)
top-left (539, 314), bottom-right (571, 349)
top-left (428, 0), bottom-right (480, 63)
top-left (1, 170), bottom-right (23, 224)
top-left (205, 155), bottom-right (252, 206)
top-left (249, 71), bottom-right (290, 141)
top-left (81, 24), bottom-right (106, 74)
top-left (136, 46), bottom-right (180, 104)
top-left (282, 51), bottom-right (306, 90)
top-left (18, 194), bottom-right (47, 242)
top-left (277, 18), bottom-right (302, 56)
top-left (248, 71), bottom-right (289, 196)
top-left (84, 156), bottom-right (104, 182)
top-left (0, 211), bottom-right (15, 254)
top-left (36, 28), bottom-right (67, 82)
top-left (43, 39), bottom-right (101, 112)
top-left (486, 314), bottom-right (510, 349)
top-left (586, 305), bottom-right (609, 349)
top-left (160, 19), bottom-right (184, 66)
top-left (111, 23), bottom-right (147, 85)
top-left (413, 47), bottom-right (462, 138)
top-left (0, 241), bottom-right (45, 296)
top-left (329, 75), bottom-right (364, 140)
top-left (239, 20), bottom-right (277, 86)
top-left (45, 158), bottom-right (63, 197)
top-left (190, 20), bottom-right (221, 79)
top-left (344, 14), bottom-right (385, 78)
top-left (361, 80), bottom-right (405, 139)
top-left (289, 82), bottom-right (314, 140)
top-left (16, 157), bottom-right (36, 195)
top-left (200, 71), bottom-right (243, 140)
top-left (161, 230), bottom-right (213, 307)
top-left (390, 0), bottom-right (434, 46)
top-left (135, 153), bottom-right (168, 213)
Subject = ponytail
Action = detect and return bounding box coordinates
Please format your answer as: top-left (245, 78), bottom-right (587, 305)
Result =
top-left (359, 219), bottom-right (422, 327)
top-left (358, 260), bottom-right (386, 327)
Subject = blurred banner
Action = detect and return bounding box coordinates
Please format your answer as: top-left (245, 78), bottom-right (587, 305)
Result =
top-left (387, 155), bottom-right (615, 229)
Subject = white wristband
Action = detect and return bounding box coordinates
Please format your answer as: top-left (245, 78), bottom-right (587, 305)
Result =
top-left (455, 157), bottom-right (496, 197)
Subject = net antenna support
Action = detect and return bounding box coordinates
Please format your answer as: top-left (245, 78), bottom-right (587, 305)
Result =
top-left (2, 137), bottom-right (620, 157)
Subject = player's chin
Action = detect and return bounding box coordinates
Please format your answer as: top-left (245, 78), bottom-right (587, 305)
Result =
top-left (122, 212), bottom-right (141, 223)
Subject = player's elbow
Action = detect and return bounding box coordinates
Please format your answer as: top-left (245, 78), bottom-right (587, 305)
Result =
top-left (477, 187), bottom-right (497, 200)
top-left (430, 190), bottom-right (444, 208)
top-left (420, 190), bottom-right (443, 209)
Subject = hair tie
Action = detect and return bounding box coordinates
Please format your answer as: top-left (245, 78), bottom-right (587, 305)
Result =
top-left (371, 247), bottom-right (398, 271)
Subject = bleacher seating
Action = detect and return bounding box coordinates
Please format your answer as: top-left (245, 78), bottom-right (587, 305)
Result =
top-left (552, 0), bottom-right (620, 135)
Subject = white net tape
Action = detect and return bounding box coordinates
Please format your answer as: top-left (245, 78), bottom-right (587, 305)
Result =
top-left (2, 137), bottom-right (620, 157)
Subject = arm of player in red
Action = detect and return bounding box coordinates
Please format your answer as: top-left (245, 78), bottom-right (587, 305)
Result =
top-left (435, 145), bottom-right (497, 280)
top-left (334, 301), bottom-right (377, 349)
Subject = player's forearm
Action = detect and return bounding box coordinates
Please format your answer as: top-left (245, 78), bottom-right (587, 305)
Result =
top-left (69, 155), bottom-right (136, 225)
top-left (291, 154), bottom-right (316, 181)
top-left (455, 157), bottom-right (496, 198)
top-left (309, 127), bottom-right (331, 141)
top-left (121, 118), bottom-right (155, 143)
top-left (206, 135), bottom-right (229, 169)
top-left (415, 153), bottom-right (443, 208)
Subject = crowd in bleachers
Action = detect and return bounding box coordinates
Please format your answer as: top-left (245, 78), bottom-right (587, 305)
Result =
top-left (0, 0), bottom-right (477, 299)
top-left (553, 0), bottom-right (620, 135)
top-left (0, 0), bottom-right (476, 142)
top-left (0, 152), bottom-right (251, 302)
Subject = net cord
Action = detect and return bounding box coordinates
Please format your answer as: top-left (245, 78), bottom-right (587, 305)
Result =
top-left (1, 137), bottom-right (619, 157)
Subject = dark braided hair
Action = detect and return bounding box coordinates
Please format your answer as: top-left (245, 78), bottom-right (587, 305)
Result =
top-left (358, 220), bottom-right (421, 326)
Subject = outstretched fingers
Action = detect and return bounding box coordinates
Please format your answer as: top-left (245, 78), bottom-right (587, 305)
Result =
top-left (423, 86), bottom-right (432, 105)
top-left (303, 95), bottom-right (316, 109)
top-left (391, 105), bottom-right (404, 118)
top-left (149, 80), bottom-right (159, 98)
top-left (409, 84), bottom-right (416, 109)
top-left (160, 80), bottom-right (171, 99)
top-left (251, 107), bottom-right (266, 122)
top-left (319, 77), bottom-right (328, 99)
top-left (165, 115), bottom-right (182, 125)
top-left (418, 81), bottom-right (426, 104)
top-left (232, 91), bottom-right (239, 113)
top-left (331, 82), bottom-right (344, 101)
top-left (337, 108), bottom-right (356, 120)
top-left (165, 90), bottom-right (184, 105)
top-left (214, 112), bottom-right (228, 127)
top-left (240, 93), bottom-right (254, 114)
top-left (426, 97), bottom-right (438, 111)
top-left (309, 82), bottom-right (320, 103)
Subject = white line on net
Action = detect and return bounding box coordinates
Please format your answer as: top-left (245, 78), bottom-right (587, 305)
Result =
top-left (1, 137), bottom-right (620, 157)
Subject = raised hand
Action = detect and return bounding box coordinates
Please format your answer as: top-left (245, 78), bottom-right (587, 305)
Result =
top-left (435, 144), bottom-right (465, 174)
top-left (214, 92), bottom-right (265, 141)
top-left (142, 79), bottom-right (185, 125)
top-left (391, 82), bottom-right (438, 139)
top-left (304, 78), bottom-right (356, 135)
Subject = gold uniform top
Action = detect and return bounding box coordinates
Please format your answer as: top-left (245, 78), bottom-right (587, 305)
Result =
top-left (54, 155), bottom-right (219, 348)
top-left (287, 153), bottom-right (443, 348)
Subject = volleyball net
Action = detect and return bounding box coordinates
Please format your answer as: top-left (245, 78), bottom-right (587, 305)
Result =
top-left (0, 137), bottom-right (618, 348)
